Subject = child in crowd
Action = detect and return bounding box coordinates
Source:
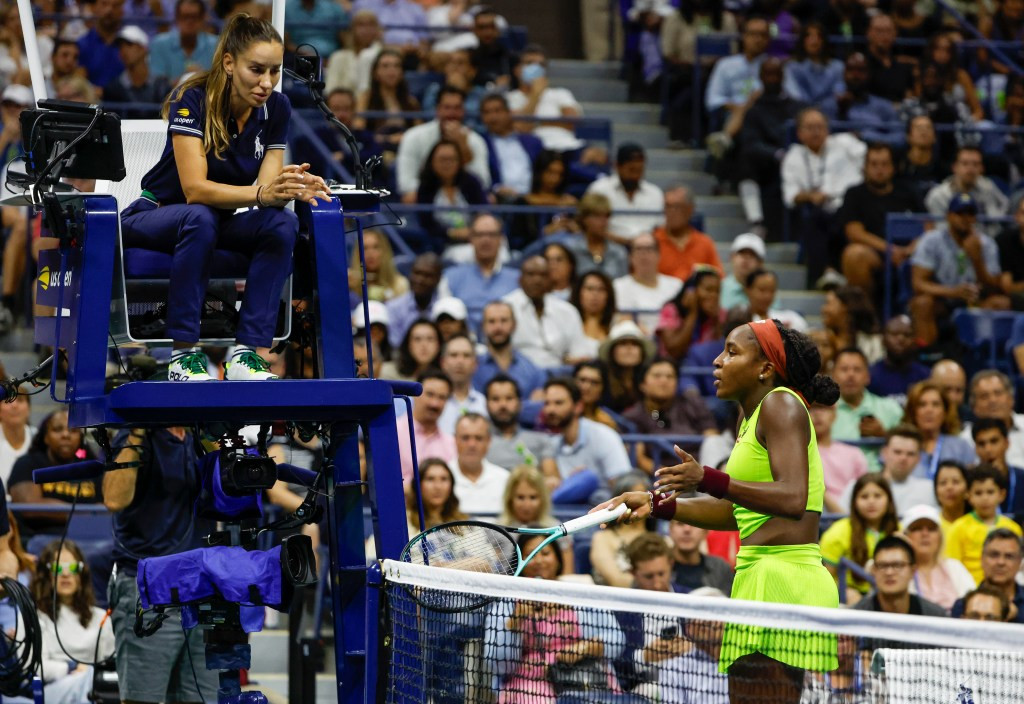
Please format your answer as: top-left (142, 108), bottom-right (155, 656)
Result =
top-left (945, 464), bottom-right (1023, 583)
top-left (971, 418), bottom-right (1024, 523)
top-left (820, 474), bottom-right (900, 604)
top-left (934, 460), bottom-right (971, 536)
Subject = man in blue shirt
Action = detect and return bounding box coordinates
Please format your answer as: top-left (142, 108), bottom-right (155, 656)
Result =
top-left (104, 427), bottom-right (218, 702)
top-left (438, 214), bottom-right (519, 332)
top-left (704, 16), bottom-right (767, 131)
top-left (351, 0), bottom-right (427, 53)
top-left (385, 253), bottom-right (442, 348)
top-left (77, 0), bottom-right (125, 89)
top-left (473, 300), bottom-right (546, 398)
top-left (149, 0), bottom-right (218, 85)
top-left (103, 26), bottom-right (172, 117)
top-left (909, 193), bottom-right (1008, 347)
top-left (285, 0), bottom-right (349, 57)
top-left (868, 315), bottom-right (930, 399)
top-left (479, 94), bottom-right (543, 203)
top-left (820, 53), bottom-right (903, 147)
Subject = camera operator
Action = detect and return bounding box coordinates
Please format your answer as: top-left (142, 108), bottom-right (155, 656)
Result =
top-left (103, 427), bottom-right (218, 703)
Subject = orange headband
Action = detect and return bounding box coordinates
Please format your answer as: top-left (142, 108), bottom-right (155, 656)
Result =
top-left (748, 320), bottom-right (810, 406)
top-left (748, 319), bottom-right (788, 383)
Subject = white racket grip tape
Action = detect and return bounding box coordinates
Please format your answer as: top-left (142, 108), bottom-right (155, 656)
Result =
top-left (561, 504), bottom-right (629, 535)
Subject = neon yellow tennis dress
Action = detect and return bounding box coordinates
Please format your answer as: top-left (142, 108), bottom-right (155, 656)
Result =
top-left (718, 386), bottom-right (839, 674)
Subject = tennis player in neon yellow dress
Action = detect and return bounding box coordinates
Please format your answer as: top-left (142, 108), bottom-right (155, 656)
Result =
top-left (598, 319), bottom-right (840, 703)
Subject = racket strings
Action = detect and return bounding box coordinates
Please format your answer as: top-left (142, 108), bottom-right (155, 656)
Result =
top-left (405, 524), bottom-right (519, 576)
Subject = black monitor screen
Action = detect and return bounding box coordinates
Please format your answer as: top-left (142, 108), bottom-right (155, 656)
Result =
top-left (19, 102), bottom-right (126, 185)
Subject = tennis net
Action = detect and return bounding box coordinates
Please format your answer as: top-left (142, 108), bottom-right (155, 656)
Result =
top-left (380, 559), bottom-right (1024, 704)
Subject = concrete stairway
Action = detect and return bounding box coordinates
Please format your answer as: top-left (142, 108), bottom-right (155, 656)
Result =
top-left (549, 59), bottom-right (824, 324)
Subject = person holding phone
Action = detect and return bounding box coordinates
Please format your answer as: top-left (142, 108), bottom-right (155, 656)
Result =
top-left (830, 348), bottom-right (904, 471)
top-left (614, 533), bottom-right (729, 703)
top-left (119, 13), bottom-right (330, 382)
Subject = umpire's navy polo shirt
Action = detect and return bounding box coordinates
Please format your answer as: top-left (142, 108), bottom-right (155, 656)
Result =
top-left (140, 86), bottom-right (290, 206)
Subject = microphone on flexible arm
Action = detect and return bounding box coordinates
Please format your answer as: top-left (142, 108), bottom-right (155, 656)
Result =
top-left (284, 47), bottom-right (369, 190)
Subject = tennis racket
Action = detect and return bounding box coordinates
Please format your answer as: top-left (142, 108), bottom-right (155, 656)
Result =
top-left (399, 504), bottom-right (628, 612)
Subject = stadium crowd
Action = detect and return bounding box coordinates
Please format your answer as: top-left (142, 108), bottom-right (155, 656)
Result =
top-left (1, 0), bottom-right (1024, 700)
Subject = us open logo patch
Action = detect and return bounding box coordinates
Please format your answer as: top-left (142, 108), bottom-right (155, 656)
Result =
top-left (176, 108), bottom-right (190, 117)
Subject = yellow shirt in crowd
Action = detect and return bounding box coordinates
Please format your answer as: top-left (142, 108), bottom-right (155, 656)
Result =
top-left (944, 512), bottom-right (1023, 584)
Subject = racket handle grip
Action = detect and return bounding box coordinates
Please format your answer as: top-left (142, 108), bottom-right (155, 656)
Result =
top-left (562, 504), bottom-right (628, 535)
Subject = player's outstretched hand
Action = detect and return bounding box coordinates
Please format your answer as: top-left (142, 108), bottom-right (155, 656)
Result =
top-left (653, 445), bottom-right (704, 498)
top-left (590, 491), bottom-right (651, 525)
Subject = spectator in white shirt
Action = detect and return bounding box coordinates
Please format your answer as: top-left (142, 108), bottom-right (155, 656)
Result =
top-left (503, 256), bottom-right (591, 368)
top-left (0, 391), bottom-right (32, 492)
top-left (840, 425), bottom-right (938, 514)
top-left (324, 10), bottom-right (383, 96)
top-left (29, 540), bottom-right (115, 701)
top-left (396, 85), bottom-right (491, 199)
top-left (925, 146), bottom-right (1008, 237)
top-left (781, 108), bottom-right (865, 287)
top-left (506, 44), bottom-right (585, 154)
top-left (584, 143), bottom-right (665, 243)
top-left (613, 233), bottom-right (683, 335)
top-left (451, 413), bottom-right (510, 515)
top-left (438, 334), bottom-right (488, 435)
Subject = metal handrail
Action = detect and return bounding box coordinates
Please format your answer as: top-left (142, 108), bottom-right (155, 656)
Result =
top-left (931, 0), bottom-right (1024, 75)
top-left (838, 556), bottom-right (876, 604)
top-left (9, 503), bottom-right (109, 513)
top-left (386, 203), bottom-right (662, 217)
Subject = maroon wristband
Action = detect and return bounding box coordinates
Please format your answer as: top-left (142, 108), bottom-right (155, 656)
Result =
top-left (649, 490), bottom-right (676, 520)
top-left (697, 466), bottom-right (731, 499)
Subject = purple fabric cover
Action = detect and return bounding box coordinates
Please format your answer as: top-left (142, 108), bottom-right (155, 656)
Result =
top-left (137, 544), bottom-right (284, 634)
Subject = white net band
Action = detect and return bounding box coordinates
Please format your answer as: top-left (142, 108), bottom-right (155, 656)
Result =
top-left (381, 559), bottom-right (1024, 653)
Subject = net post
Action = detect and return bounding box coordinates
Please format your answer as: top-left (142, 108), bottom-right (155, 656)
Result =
top-left (364, 561), bottom-right (384, 702)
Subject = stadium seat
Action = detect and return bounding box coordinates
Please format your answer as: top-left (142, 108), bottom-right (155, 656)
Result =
top-left (97, 120), bottom-right (292, 345)
top-left (519, 399), bottom-right (544, 428)
top-left (404, 71), bottom-right (444, 103)
top-left (883, 214), bottom-right (930, 321)
top-left (953, 309), bottom-right (1019, 377)
top-left (23, 509), bottom-right (114, 608)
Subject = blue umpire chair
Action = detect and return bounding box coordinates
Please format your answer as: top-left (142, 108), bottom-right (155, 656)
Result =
top-left (28, 113), bottom-right (417, 704)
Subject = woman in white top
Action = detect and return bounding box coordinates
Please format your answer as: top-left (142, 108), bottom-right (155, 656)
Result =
top-left (29, 539), bottom-right (114, 704)
top-left (902, 504), bottom-right (975, 611)
top-left (324, 10), bottom-right (382, 95)
top-left (0, 392), bottom-right (33, 491)
top-left (498, 465), bottom-right (575, 574)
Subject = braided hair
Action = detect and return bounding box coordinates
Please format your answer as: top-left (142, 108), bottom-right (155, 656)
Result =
top-left (766, 320), bottom-right (840, 406)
